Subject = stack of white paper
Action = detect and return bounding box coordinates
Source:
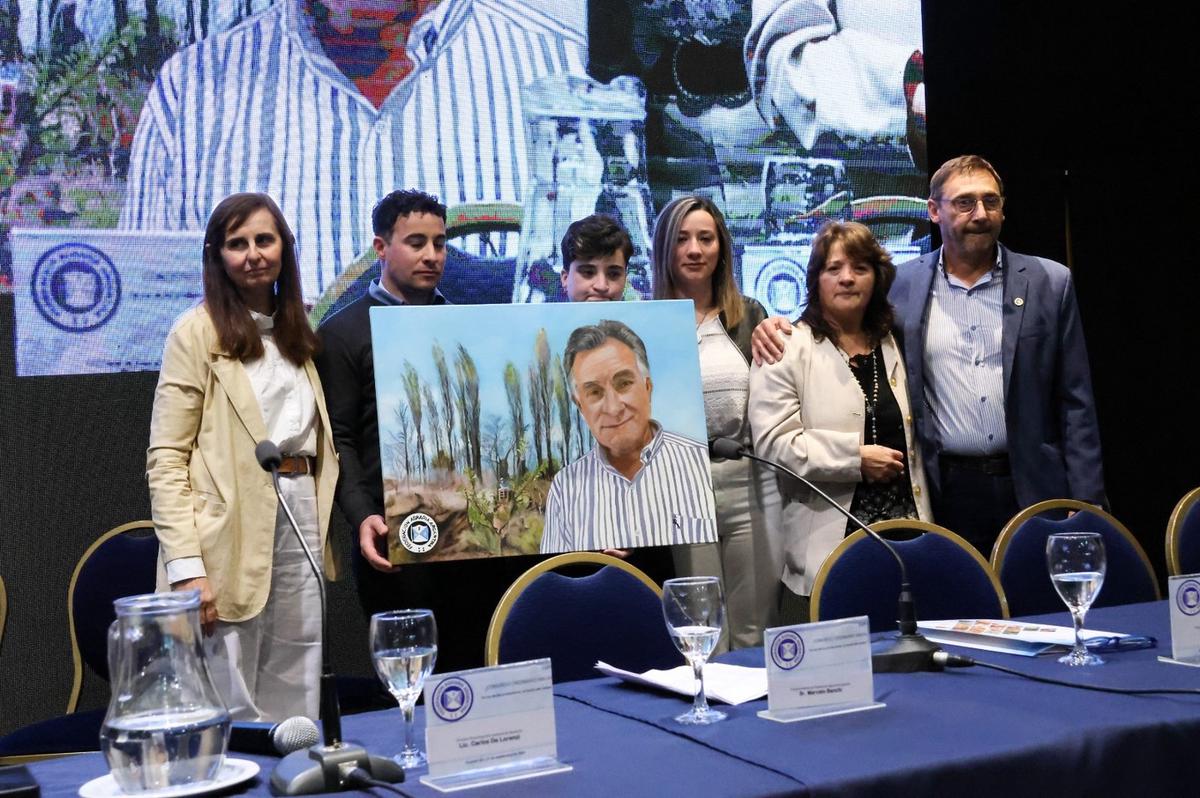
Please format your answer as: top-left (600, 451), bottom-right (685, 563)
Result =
top-left (594, 661), bottom-right (767, 705)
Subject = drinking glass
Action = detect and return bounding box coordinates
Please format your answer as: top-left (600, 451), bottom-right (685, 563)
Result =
top-left (370, 609), bottom-right (438, 768)
top-left (1046, 532), bottom-right (1106, 666)
top-left (661, 576), bottom-right (726, 725)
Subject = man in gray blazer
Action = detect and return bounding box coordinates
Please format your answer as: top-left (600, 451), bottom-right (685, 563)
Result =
top-left (889, 154), bottom-right (1105, 555)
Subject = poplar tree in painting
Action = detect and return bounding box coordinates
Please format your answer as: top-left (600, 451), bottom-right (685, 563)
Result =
top-left (482, 414), bottom-right (509, 480)
top-left (573, 399), bottom-right (590, 456)
top-left (503, 362), bottom-right (526, 476)
top-left (423, 384), bottom-right (444, 470)
top-left (553, 353), bottom-right (572, 466)
top-left (533, 329), bottom-right (554, 464)
top-left (433, 343), bottom-right (457, 467)
top-left (402, 362), bottom-right (426, 476)
top-left (388, 403), bottom-right (414, 484)
top-left (528, 363), bottom-right (545, 466)
top-left (455, 345), bottom-right (482, 474)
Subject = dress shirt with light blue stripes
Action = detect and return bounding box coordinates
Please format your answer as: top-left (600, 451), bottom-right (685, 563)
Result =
top-left (540, 423), bottom-right (717, 554)
top-left (120, 0), bottom-right (587, 302)
top-left (922, 248), bottom-right (1007, 456)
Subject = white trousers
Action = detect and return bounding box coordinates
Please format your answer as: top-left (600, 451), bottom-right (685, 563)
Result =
top-left (204, 474), bottom-right (323, 721)
top-left (673, 457), bottom-right (783, 650)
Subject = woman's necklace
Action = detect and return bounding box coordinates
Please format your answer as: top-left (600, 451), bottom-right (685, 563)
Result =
top-left (838, 344), bottom-right (880, 444)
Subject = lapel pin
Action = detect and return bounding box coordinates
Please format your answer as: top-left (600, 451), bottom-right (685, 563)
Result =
top-left (1013, 297), bottom-right (1024, 307)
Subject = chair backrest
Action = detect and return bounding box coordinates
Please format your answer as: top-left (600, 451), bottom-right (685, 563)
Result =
top-left (992, 500), bottom-right (1161, 618)
top-left (68, 521), bottom-right (160, 712)
top-left (811, 519), bottom-right (1009, 632)
top-left (486, 552), bottom-right (681, 683)
top-left (1167, 487), bottom-right (1200, 577)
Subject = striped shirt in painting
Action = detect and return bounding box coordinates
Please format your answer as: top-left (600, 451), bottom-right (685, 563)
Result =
top-left (120, 0), bottom-right (587, 302)
top-left (923, 247), bottom-right (1007, 456)
top-left (540, 424), bottom-right (717, 554)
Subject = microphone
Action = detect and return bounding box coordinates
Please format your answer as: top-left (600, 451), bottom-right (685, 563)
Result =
top-left (255, 439), bottom-right (283, 471)
top-left (229, 717), bottom-right (320, 756)
top-left (255, 440), bottom-right (404, 794)
top-left (708, 437), bottom-right (942, 673)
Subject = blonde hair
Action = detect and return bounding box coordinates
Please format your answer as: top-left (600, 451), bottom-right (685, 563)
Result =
top-left (651, 196), bottom-right (743, 327)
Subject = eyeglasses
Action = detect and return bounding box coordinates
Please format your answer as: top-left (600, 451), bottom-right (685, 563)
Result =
top-left (1082, 634), bottom-right (1157, 653)
top-left (941, 194), bottom-right (1005, 214)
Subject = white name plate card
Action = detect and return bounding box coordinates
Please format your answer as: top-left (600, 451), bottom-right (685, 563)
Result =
top-left (1159, 574), bottom-right (1200, 667)
top-left (758, 616), bottom-right (885, 723)
top-left (420, 658), bottom-right (572, 792)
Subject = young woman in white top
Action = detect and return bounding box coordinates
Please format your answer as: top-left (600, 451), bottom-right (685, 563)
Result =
top-left (652, 195), bottom-right (784, 648)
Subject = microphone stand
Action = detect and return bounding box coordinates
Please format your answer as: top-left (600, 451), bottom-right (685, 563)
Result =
top-left (710, 438), bottom-right (942, 673)
top-left (255, 442), bottom-right (405, 794)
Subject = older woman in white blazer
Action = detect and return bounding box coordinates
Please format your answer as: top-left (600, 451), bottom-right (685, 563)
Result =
top-left (748, 221), bottom-right (931, 623)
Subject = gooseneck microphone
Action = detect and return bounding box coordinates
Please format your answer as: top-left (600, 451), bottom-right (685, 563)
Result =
top-left (254, 440), bottom-right (404, 794)
top-left (708, 437), bottom-right (942, 673)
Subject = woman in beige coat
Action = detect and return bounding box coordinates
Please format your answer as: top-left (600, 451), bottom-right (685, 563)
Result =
top-left (749, 222), bottom-right (931, 624)
top-left (147, 193), bottom-right (338, 721)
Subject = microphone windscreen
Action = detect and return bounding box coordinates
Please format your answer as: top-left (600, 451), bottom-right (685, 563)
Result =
top-left (255, 439), bottom-right (282, 471)
top-left (271, 716), bottom-right (320, 754)
top-left (708, 437), bottom-right (745, 460)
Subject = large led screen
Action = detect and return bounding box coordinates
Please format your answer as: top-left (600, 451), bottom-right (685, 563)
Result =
top-left (0, 0), bottom-right (927, 376)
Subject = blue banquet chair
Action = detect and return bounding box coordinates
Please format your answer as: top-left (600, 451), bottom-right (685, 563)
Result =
top-left (0, 521), bottom-right (159, 763)
top-left (991, 499), bottom-right (1160, 618)
top-left (1167, 487), bottom-right (1200, 577)
top-left (811, 519), bottom-right (1009, 632)
top-left (486, 552), bottom-right (681, 683)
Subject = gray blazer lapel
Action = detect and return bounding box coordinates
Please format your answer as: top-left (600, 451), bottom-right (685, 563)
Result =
top-left (209, 353), bottom-right (270, 444)
top-left (1001, 245), bottom-right (1029, 399)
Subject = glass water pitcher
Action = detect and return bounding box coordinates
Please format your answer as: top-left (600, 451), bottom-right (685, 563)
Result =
top-left (101, 591), bottom-right (231, 793)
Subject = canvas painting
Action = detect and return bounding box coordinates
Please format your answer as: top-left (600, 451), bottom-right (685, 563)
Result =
top-left (370, 300), bottom-right (717, 562)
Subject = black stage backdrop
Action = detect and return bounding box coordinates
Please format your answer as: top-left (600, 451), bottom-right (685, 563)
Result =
top-left (1, 2), bottom-right (1195, 733)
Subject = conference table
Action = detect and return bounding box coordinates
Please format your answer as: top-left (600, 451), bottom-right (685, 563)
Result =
top-left (25, 601), bottom-right (1200, 797)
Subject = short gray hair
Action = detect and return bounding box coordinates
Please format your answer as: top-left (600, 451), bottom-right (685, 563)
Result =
top-left (563, 320), bottom-right (651, 393)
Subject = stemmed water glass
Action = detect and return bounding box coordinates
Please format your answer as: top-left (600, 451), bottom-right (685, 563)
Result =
top-left (661, 576), bottom-right (726, 725)
top-left (1046, 532), bottom-right (1107, 666)
top-left (370, 609), bottom-right (438, 768)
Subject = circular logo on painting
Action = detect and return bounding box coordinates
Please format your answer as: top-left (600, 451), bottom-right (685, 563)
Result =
top-left (398, 513), bottom-right (439, 554)
top-left (431, 677), bottom-right (473, 722)
top-left (769, 630), bottom-right (805, 670)
top-left (30, 243), bottom-right (122, 332)
top-left (1177, 580), bottom-right (1200, 616)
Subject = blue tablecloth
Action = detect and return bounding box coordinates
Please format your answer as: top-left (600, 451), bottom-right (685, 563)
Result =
top-left (23, 602), bottom-right (1200, 797)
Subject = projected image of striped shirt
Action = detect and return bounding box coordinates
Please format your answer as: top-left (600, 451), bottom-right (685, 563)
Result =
top-left (539, 424), bottom-right (717, 554)
top-left (120, 0), bottom-right (586, 301)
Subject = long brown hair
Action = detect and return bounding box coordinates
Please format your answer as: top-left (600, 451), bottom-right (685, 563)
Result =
top-left (800, 221), bottom-right (896, 346)
top-left (651, 196), bottom-right (743, 327)
top-left (202, 193), bottom-right (318, 366)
